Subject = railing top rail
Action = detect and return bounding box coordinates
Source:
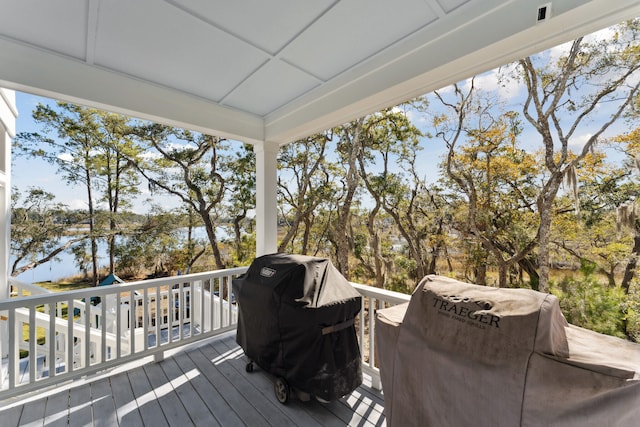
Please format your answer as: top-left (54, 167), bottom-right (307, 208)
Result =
top-left (1, 266), bottom-right (249, 309)
top-left (8, 278), bottom-right (53, 295)
top-left (351, 282), bottom-right (411, 305)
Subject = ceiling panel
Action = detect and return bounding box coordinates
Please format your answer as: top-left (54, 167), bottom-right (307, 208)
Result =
top-left (223, 59), bottom-right (321, 116)
top-left (169, 0), bottom-right (336, 55)
top-left (281, 0), bottom-right (437, 80)
top-left (0, 0), bottom-right (88, 60)
top-left (94, 0), bottom-right (269, 101)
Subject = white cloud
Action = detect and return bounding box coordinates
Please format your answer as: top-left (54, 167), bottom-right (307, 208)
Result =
top-left (391, 105), bottom-right (428, 124)
top-left (65, 198), bottom-right (87, 210)
top-left (547, 40), bottom-right (572, 65)
top-left (58, 152), bottom-right (73, 162)
top-left (568, 133), bottom-right (592, 149)
top-left (458, 64), bottom-right (523, 102)
top-left (584, 26), bottom-right (616, 44)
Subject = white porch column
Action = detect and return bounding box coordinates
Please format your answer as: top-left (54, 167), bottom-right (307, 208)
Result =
top-left (0, 89), bottom-right (16, 298)
top-left (0, 88), bottom-right (16, 360)
top-left (254, 141), bottom-right (279, 257)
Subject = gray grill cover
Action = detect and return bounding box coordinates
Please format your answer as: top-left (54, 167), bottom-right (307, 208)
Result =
top-left (376, 275), bottom-right (640, 427)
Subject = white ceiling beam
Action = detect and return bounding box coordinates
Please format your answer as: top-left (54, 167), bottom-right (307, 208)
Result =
top-left (0, 37), bottom-right (265, 144)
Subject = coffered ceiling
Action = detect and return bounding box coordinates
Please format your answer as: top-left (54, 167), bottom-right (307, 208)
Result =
top-left (0, 0), bottom-right (638, 144)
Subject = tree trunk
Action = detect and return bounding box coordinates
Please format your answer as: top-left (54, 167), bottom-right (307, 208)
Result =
top-left (301, 217), bottom-right (311, 255)
top-left (201, 209), bottom-right (224, 269)
top-left (475, 262), bottom-right (487, 286)
top-left (498, 263), bottom-right (508, 288)
top-left (85, 166), bottom-right (99, 286)
top-left (518, 257), bottom-right (540, 291)
top-left (621, 227), bottom-right (640, 294)
top-left (333, 119), bottom-right (364, 279)
top-left (367, 203), bottom-right (385, 288)
top-left (537, 177), bottom-right (562, 293)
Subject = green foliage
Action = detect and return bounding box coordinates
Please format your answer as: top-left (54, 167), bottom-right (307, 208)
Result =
top-left (551, 261), bottom-right (627, 339)
top-left (385, 255), bottom-right (417, 294)
top-left (622, 278), bottom-right (640, 342)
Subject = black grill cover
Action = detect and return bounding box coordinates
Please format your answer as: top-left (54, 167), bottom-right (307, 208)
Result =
top-left (233, 253), bottom-right (363, 401)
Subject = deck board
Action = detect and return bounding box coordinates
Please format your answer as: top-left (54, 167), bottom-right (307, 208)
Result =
top-left (42, 388), bottom-right (70, 427)
top-left (201, 340), bottom-right (300, 427)
top-left (173, 351), bottom-right (232, 426)
top-left (159, 357), bottom-right (214, 426)
top-left (67, 383), bottom-right (93, 427)
top-left (188, 346), bottom-right (267, 426)
top-left (0, 333), bottom-right (387, 426)
top-left (143, 361), bottom-right (193, 426)
top-left (110, 371), bottom-right (144, 427)
top-left (90, 377), bottom-right (118, 427)
top-left (127, 367), bottom-right (169, 427)
top-left (17, 396), bottom-right (46, 427)
top-left (2, 405), bottom-right (22, 427)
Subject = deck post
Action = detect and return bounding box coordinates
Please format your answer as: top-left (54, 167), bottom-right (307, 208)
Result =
top-left (254, 141), bottom-right (279, 257)
top-left (0, 89), bottom-right (16, 359)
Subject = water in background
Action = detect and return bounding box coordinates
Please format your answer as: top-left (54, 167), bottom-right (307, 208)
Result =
top-left (14, 240), bottom-right (107, 283)
top-left (13, 226), bottom-right (224, 283)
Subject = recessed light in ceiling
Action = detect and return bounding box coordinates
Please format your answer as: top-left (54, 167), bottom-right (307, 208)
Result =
top-left (537, 3), bottom-right (552, 23)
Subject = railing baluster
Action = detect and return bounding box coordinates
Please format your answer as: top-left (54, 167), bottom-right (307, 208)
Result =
top-left (188, 282), bottom-right (192, 331)
top-left (209, 277), bottom-right (216, 332)
top-left (101, 299), bottom-right (107, 364)
top-left (155, 286), bottom-right (161, 348)
top-left (84, 301), bottom-right (90, 368)
top-left (9, 307), bottom-right (16, 390)
top-left (129, 291), bottom-right (135, 355)
top-left (143, 288), bottom-right (149, 352)
top-left (67, 299), bottom-right (74, 374)
top-left (116, 292), bottom-right (122, 358)
top-left (198, 279), bottom-right (204, 335)
top-left (178, 282), bottom-right (184, 342)
top-left (28, 306), bottom-right (36, 382)
top-left (218, 277), bottom-right (223, 329)
top-left (359, 298), bottom-right (365, 354)
top-left (48, 305), bottom-right (55, 379)
top-left (367, 296), bottom-right (374, 371)
top-left (225, 276), bottom-right (230, 327)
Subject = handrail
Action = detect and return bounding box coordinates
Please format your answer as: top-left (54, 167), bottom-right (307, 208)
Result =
top-left (1, 269), bottom-right (411, 399)
top-left (9, 278), bottom-right (53, 297)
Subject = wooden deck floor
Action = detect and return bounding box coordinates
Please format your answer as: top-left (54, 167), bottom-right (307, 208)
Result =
top-left (0, 333), bottom-right (386, 426)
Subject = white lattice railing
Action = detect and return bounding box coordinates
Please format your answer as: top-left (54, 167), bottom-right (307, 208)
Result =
top-left (0, 270), bottom-right (410, 399)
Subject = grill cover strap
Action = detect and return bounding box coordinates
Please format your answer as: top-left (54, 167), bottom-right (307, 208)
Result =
top-left (322, 317), bottom-right (355, 335)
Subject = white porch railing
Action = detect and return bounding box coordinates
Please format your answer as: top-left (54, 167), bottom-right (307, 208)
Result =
top-left (0, 269), bottom-right (410, 401)
top-left (1, 268), bottom-right (246, 400)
